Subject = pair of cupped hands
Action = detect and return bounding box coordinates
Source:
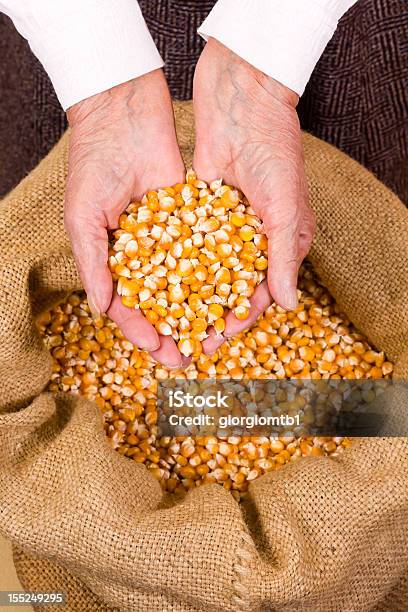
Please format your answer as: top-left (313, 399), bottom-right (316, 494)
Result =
top-left (65, 38), bottom-right (316, 368)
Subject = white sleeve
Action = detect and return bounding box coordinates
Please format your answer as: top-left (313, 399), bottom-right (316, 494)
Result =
top-left (0, 0), bottom-right (164, 110)
top-left (199, 0), bottom-right (358, 96)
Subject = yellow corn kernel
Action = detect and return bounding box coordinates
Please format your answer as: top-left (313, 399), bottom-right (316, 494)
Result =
top-left (215, 267), bottom-right (231, 284)
top-left (254, 234), bottom-right (268, 250)
top-left (255, 256), bottom-right (268, 271)
top-left (120, 295), bottom-right (137, 308)
top-left (216, 243), bottom-right (233, 258)
top-left (232, 279), bottom-right (250, 296)
top-left (214, 318), bottom-right (226, 335)
top-left (223, 257), bottom-right (240, 269)
top-left (208, 304), bottom-right (224, 320)
top-left (199, 285), bottom-right (215, 300)
top-left (191, 318), bottom-right (207, 333)
top-left (157, 321), bottom-right (172, 336)
top-left (168, 284), bottom-right (186, 304)
top-left (230, 212), bottom-right (246, 227)
top-left (234, 305), bottom-right (250, 321)
top-left (145, 310), bottom-right (159, 325)
top-left (239, 225), bottom-right (255, 242)
top-left (178, 338), bottom-right (195, 357)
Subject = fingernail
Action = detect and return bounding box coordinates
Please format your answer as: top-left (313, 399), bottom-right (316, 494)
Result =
top-left (205, 349), bottom-right (218, 356)
top-left (144, 342), bottom-right (161, 352)
top-left (88, 294), bottom-right (101, 319)
top-left (165, 362), bottom-right (183, 370)
top-left (281, 285), bottom-right (298, 311)
top-left (225, 328), bottom-right (243, 338)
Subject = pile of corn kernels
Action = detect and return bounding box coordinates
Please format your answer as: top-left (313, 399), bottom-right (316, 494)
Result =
top-left (109, 171), bottom-right (268, 356)
top-left (37, 264), bottom-right (393, 501)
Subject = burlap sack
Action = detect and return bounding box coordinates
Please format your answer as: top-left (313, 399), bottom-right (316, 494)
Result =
top-left (0, 102), bottom-right (407, 612)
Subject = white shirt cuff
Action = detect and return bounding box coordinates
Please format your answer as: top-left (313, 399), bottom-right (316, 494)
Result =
top-left (5, 0), bottom-right (164, 110)
top-left (199, 0), bottom-right (358, 96)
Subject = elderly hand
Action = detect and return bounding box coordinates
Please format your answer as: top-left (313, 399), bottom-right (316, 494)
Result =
top-left (193, 39), bottom-right (316, 352)
top-left (65, 70), bottom-right (188, 368)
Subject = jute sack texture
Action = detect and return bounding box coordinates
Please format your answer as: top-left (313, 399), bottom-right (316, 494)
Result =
top-left (0, 102), bottom-right (407, 612)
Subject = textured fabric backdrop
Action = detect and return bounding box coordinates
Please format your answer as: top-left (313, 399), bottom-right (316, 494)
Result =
top-left (0, 15), bottom-right (67, 197)
top-left (0, 0), bottom-right (407, 201)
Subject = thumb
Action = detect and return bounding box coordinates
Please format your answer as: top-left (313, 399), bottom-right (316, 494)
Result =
top-left (64, 207), bottom-right (112, 317)
top-left (261, 203), bottom-right (301, 311)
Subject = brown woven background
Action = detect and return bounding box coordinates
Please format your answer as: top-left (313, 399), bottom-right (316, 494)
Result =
top-left (298, 0), bottom-right (408, 204)
top-left (0, 15), bottom-right (67, 197)
top-left (1, 0), bottom-right (407, 203)
top-left (0, 102), bottom-right (407, 611)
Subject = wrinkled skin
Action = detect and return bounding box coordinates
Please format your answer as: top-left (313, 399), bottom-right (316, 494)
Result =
top-left (194, 39), bottom-right (316, 353)
top-left (65, 41), bottom-right (316, 363)
top-left (65, 70), bottom-right (189, 368)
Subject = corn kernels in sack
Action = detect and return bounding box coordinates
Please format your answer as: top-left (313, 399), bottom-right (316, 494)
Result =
top-left (38, 258), bottom-right (393, 501)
